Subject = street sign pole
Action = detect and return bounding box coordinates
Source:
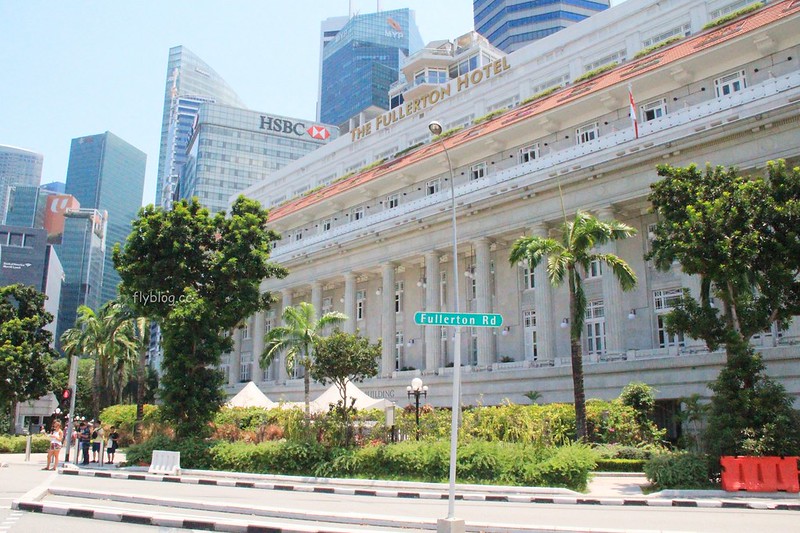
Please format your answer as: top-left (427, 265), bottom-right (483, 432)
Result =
top-left (63, 355), bottom-right (78, 462)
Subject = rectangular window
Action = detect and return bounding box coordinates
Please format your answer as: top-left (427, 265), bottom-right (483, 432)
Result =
top-left (294, 231), bottom-right (303, 242)
top-left (586, 259), bottom-right (603, 279)
top-left (241, 321), bottom-right (250, 340)
top-left (657, 315), bottom-right (685, 348)
top-left (352, 206), bottom-right (364, 221)
top-left (8, 233), bottom-right (23, 247)
top-left (386, 193), bottom-right (399, 209)
top-left (641, 99), bottom-right (667, 122)
top-left (518, 143), bottom-right (539, 163)
top-left (321, 218), bottom-right (332, 233)
top-left (715, 70), bottom-right (746, 97)
top-left (523, 310), bottom-right (538, 361)
top-left (395, 331), bottom-right (404, 370)
top-left (641, 23), bottom-right (691, 48)
top-left (584, 50), bottom-right (626, 72)
top-left (653, 287), bottom-right (685, 311)
top-left (522, 266), bottom-right (535, 290)
top-left (440, 271), bottom-right (447, 308)
top-left (395, 281), bottom-right (404, 313)
top-left (426, 179), bottom-right (441, 195)
top-left (239, 352), bottom-right (252, 382)
top-left (220, 355), bottom-right (231, 383)
top-left (356, 290), bottom-right (366, 321)
top-left (576, 123), bottom-right (599, 145)
top-left (585, 300), bottom-right (606, 355)
top-left (322, 297), bottom-right (333, 315)
top-left (470, 162), bottom-right (487, 180)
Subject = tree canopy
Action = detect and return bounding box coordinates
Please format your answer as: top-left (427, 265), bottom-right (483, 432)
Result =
top-left (0, 284), bottom-right (57, 408)
top-left (113, 196), bottom-right (286, 437)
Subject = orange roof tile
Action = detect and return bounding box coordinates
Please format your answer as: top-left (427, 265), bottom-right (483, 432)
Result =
top-left (269, 0), bottom-right (799, 222)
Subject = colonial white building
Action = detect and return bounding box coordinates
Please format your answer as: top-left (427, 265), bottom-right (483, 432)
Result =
top-left (227, 0), bottom-right (800, 434)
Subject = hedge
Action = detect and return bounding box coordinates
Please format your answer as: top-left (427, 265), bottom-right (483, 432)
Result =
top-left (126, 437), bottom-right (597, 491)
top-left (594, 459), bottom-right (646, 472)
top-left (0, 435), bottom-right (50, 453)
top-left (644, 452), bottom-right (714, 489)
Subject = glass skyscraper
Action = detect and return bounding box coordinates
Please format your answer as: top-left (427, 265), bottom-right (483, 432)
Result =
top-left (65, 132), bottom-right (146, 304)
top-left (473, 0), bottom-right (610, 53)
top-left (0, 145), bottom-right (43, 223)
top-left (319, 8), bottom-right (424, 128)
top-left (180, 103), bottom-right (337, 215)
top-left (156, 46), bottom-right (246, 207)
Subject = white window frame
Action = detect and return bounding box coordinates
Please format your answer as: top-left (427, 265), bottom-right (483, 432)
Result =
top-left (356, 289), bottom-right (366, 321)
top-left (426, 178), bottom-right (441, 195)
top-left (294, 231), bottom-right (303, 242)
top-left (576, 123), bottom-right (599, 145)
top-left (586, 258), bottom-right (603, 279)
top-left (522, 266), bottom-right (535, 290)
top-left (440, 271), bottom-right (447, 308)
top-left (239, 352), bottom-right (253, 382)
top-left (395, 331), bottom-right (404, 370)
top-left (714, 70), bottom-right (746, 98)
top-left (585, 300), bottom-right (606, 355)
top-left (386, 193), bottom-right (399, 209)
top-left (470, 162), bottom-right (487, 181)
top-left (321, 218), bottom-right (332, 233)
top-left (640, 99), bottom-right (667, 122)
top-left (241, 321), bottom-right (250, 340)
top-left (518, 143), bottom-right (540, 163)
top-left (395, 281), bottom-right (404, 313)
top-left (322, 297), bottom-right (333, 315)
top-left (351, 206), bottom-right (365, 221)
top-left (523, 310), bottom-right (538, 361)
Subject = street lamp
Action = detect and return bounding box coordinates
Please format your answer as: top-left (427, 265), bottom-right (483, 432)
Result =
top-left (406, 377), bottom-right (428, 441)
top-left (429, 120), bottom-right (464, 530)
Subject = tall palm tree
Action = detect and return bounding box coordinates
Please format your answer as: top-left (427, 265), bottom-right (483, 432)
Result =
top-left (61, 305), bottom-right (110, 419)
top-left (509, 211), bottom-right (637, 440)
top-left (260, 302), bottom-right (347, 421)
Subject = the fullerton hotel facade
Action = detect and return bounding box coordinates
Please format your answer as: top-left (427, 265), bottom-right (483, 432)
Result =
top-left (223, 0), bottom-right (800, 429)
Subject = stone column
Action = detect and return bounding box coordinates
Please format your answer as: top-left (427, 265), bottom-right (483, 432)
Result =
top-left (344, 272), bottom-right (356, 334)
top-left (230, 328), bottom-right (241, 386)
top-left (474, 237), bottom-right (495, 366)
top-left (531, 223), bottom-right (555, 362)
top-left (598, 208), bottom-right (625, 355)
top-left (311, 281), bottom-right (323, 317)
top-left (253, 310), bottom-right (266, 381)
top-left (424, 251), bottom-right (441, 371)
top-left (279, 288), bottom-right (293, 382)
top-left (381, 262), bottom-right (396, 377)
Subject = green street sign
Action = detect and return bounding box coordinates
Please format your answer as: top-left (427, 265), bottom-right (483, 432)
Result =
top-left (414, 312), bottom-right (503, 328)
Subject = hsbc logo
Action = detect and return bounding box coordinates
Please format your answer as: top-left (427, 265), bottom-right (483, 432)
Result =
top-left (307, 125), bottom-right (330, 140)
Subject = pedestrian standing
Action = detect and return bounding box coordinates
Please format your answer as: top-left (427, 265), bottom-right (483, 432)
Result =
top-left (106, 426), bottom-right (119, 464)
top-left (44, 420), bottom-right (64, 470)
top-left (91, 420), bottom-right (104, 463)
top-left (78, 421), bottom-right (91, 465)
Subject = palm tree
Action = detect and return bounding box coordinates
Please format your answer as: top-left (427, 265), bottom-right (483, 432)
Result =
top-left (509, 211), bottom-right (637, 440)
top-left (61, 305), bottom-right (110, 419)
top-left (260, 302), bottom-right (347, 421)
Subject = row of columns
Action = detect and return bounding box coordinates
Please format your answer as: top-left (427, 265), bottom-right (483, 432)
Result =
top-left (252, 209), bottom-right (630, 382)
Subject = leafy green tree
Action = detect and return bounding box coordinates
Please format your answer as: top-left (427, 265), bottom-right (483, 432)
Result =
top-left (260, 302), bottom-right (346, 422)
top-left (311, 330), bottom-right (381, 445)
top-left (113, 197), bottom-right (286, 438)
top-left (509, 211), bottom-right (637, 440)
top-left (0, 284), bottom-right (57, 427)
top-left (619, 382), bottom-right (658, 442)
top-left (647, 161), bottom-right (800, 456)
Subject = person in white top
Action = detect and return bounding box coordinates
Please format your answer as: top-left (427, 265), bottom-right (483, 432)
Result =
top-left (44, 419), bottom-right (64, 470)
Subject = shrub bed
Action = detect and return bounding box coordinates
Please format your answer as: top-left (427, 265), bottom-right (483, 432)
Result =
top-left (0, 435), bottom-right (50, 453)
top-left (595, 459), bottom-right (646, 472)
top-left (644, 452), bottom-right (714, 489)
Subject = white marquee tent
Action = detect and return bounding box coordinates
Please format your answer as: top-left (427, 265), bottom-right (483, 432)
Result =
top-left (226, 381), bottom-right (276, 409)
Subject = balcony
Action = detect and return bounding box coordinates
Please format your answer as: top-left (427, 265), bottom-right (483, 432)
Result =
top-left (271, 71), bottom-right (800, 263)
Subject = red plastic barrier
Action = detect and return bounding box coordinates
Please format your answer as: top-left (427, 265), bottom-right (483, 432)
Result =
top-left (720, 456), bottom-right (799, 492)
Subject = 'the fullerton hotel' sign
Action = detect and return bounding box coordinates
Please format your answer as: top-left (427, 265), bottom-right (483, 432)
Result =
top-left (350, 57), bottom-right (511, 142)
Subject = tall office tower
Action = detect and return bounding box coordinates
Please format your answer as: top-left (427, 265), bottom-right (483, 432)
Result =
top-left (316, 16), bottom-right (349, 121)
top-left (318, 8), bottom-right (424, 129)
top-left (55, 209), bottom-right (107, 347)
top-left (156, 46), bottom-right (246, 207)
top-left (179, 103), bottom-right (337, 215)
top-left (65, 132), bottom-right (146, 304)
top-left (473, 0), bottom-right (610, 53)
top-left (2, 186), bottom-right (44, 227)
top-left (0, 145), bottom-right (44, 222)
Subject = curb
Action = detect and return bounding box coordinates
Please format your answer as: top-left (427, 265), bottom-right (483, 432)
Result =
top-left (59, 469), bottom-right (800, 511)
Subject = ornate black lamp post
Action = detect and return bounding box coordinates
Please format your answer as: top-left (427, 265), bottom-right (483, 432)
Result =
top-left (406, 377), bottom-right (428, 441)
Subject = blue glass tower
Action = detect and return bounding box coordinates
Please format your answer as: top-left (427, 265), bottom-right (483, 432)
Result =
top-left (474, 0), bottom-right (610, 53)
top-left (65, 132), bottom-right (146, 305)
top-left (319, 8), bottom-right (424, 127)
top-left (0, 145), bottom-right (43, 222)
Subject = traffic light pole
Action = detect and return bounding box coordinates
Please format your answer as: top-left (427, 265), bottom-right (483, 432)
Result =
top-left (63, 356), bottom-right (78, 462)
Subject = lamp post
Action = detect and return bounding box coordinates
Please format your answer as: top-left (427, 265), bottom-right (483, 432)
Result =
top-left (406, 377), bottom-right (428, 441)
top-left (429, 120), bottom-right (465, 531)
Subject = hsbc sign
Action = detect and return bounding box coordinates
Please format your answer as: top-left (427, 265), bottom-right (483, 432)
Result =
top-left (259, 115), bottom-right (330, 141)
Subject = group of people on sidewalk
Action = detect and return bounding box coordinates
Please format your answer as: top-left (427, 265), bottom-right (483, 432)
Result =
top-left (43, 418), bottom-right (119, 470)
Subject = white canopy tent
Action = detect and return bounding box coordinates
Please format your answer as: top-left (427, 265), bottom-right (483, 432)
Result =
top-left (226, 381), bottom-right (276, 409)
top-left (309, 380), bottom-right (392, 413)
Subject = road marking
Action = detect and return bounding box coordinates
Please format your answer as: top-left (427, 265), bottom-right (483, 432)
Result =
top-left (0, 510), bottom-right (23, 532)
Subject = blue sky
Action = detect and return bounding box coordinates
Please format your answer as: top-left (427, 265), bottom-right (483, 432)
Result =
top-left (0, 0), bottom-right (475, 206)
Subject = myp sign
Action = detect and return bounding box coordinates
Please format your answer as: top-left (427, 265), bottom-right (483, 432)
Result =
top-left (414, 312), bottom-right (503, 328)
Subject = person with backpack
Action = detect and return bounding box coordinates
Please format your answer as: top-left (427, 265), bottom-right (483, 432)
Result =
top-left (90, 420), bottom-right (104, 463)
top-left (78, 421), bottom-right (91, 465)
